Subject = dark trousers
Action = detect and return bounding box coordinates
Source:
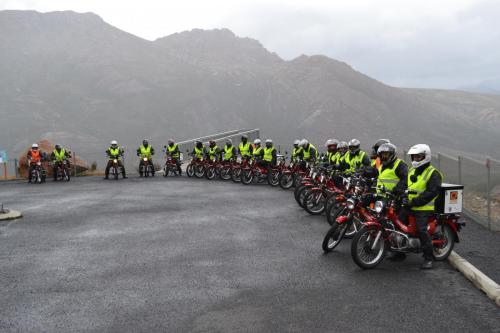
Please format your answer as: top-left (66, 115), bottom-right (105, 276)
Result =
top-left (53, 161), bottom-right (70, 179)
top-left (413, 211), bottom-right (434, 260)
top-left (105, 160), bottom-right (126, 177)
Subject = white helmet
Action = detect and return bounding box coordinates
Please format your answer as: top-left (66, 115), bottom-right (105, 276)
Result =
top-left (348, 139), bottom-right (361, 154)
top-left (110, 140), bottom-right (118, 146)
top-left (31, 143), bottom-right (39, 149)
top-left (325, 139), bottom-right (339, 147)
top-left (294, 139), bottom-right (300, 146)
top-left (407, 144), bottom-right (431, 168)
top-left (265, 139), bottom-right (273, 144)
top-left (337, 141), bottom-right (348, 149)
top-left (300, 139), bottom-right (308, 147)
top-left (254, 139), bottom-right (261, 145)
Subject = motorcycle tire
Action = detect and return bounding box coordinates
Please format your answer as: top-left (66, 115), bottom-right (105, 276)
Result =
top-left (293, 183), bottom-right (307, 205)
top-left (186, 164), bottom-right (194, 177)
top-left (267, 170), bottom-right (280, 186)
top-left (297, 186), bottom-right (312, 209)
top-left (322, 222), bottom-right (349, 253)
top-left (194, 165), bottom-right (205, 178)
top-left (205, 167), bottom-right (216, 180)
top-left (279, 173), bottom-right (294, 190)
top-left (433, 224), bottom-right (455, 261)
top-left (220, 167), bottom-right (231, 180)
top-left (231, 168), bottom-right (241, 182)
top-left (64, 169), bottom-right (70, 182)
top-left (304, 189), bottom-right (326, 215)
top-left (351, 226), bottom-right (386, 269)
top-left (241, 170), bottom-right (253, 185)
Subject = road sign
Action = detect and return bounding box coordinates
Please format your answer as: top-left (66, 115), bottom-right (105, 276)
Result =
top-left (0, 150), bottom-right (7, 164)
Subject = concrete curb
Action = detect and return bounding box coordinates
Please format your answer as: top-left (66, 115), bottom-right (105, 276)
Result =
top-left (0, 210), bottom-right (22, 221)
top-left (449, 251), bottom-right (500, 307)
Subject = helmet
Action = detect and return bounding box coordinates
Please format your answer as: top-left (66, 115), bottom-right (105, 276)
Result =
top-left (293, 139), bottom-right (300, 146)
top-left (407, 144), bottom-right (431, 168)
top-left (31, 143), bottom-right (39, 149)
top-left (372, 138), bottom-right (390, 156)
top-left (300, 139), bottom-right (308, 147)
top-left (209, 140), bottom-right (216, 146)
top-left (265, 139), bottom-right (273, 144)
top-left (110, 140), bottom-right (118, 147)
top-left (337, 141), bottom-right (348, 149)
top-left (142, 139), bottom-right (149, 146)
top-left (168, 139), bottom-right (175, 145)
top-left (254, 138), bottom-right (261, 145)
top-left (55, 144), bottom-right (61, 150)
top-left (241, 135), bottom-right (248, 141)
top-left (325, 139), bottom-right (339, 148)
top-left (348, 139), bottom-right (360, 154)
top-left (195, 140), bottom-right (202, 145)
top-left (377, 143), bottom-right (397, 166)
top-left (226, 139), bottom-right (233, 146)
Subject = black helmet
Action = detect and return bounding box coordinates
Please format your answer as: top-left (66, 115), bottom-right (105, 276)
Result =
top-left (209, 140), bottom-right (216, 147)
top-left (226, 139), bottom-right (232, 146)
top-left (377, 143), bottom-right (397, 166)
top-left (143, 139), bottom-right (149, 146)
top-left (241, 135), bottom-right (248, 142)
top-left (55, 144), bottom-right (61, 150)
top-left (372, 138), bottom-right (390, 157)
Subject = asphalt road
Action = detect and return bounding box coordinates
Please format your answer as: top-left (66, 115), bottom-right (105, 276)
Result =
top-left (1, 176), bottom-right (499, 333)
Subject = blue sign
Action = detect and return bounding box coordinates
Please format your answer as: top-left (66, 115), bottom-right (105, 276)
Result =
top-left (0, 150), bottom-right (7, 163)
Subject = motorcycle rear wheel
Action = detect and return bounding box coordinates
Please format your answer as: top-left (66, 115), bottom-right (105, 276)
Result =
top-left (433, 224), bottom-right (455, 261)
top-left (267, 170), bottom-right (280, 186)
top-left (279, 173), bottom-right (293, 189)
top-left (231, 168), bottom-right (241, 182)
top-left (186, 164), bottom-right (194, 177)
top-left (304, 190), bottom-right (326, 215)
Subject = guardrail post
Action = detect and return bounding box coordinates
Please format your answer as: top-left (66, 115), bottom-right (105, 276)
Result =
top-left (486, 157), bottom-right (491, 231)
top-left (458, 155), bottom-right (462, 185)
top-left (14, 159), bottom-right (18, 178)
top-left (3, 162), bottom-right (7, 179)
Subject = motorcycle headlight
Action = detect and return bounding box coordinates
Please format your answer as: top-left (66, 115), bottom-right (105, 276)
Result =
top-left (375, 201), bottom-right (384, 213)
top-left (346, 199), bottom-right (355, 210)
top-left (143, 157), bottom-right (148, 161)
top-left (36, 161), bottom-right (41, 166)
top-left (113, 159), bottom-right (118, 163)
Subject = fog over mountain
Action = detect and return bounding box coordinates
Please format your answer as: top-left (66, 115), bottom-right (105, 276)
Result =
top-left (2, 10), bottom-right (500, 161)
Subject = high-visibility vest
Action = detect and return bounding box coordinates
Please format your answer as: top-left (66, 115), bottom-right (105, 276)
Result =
top-left (208, 146), bottom-right (219, 161)
top-left (253, 146), bottom-right (263, 158)
top-left (329, 151), bottom-right (341, 164)
top-left (167, 144), bottom-right (179, 158)
top-left (109, 147), bottom-right (121, 158)
top-left (139, 145), bottom-right (152, 158)
top-left (239, 142), bottom-right (251, 157)
top-left (53, 148), bottom-right (66, 162)
top-left (30, 149), bottom-right (41, 162)
top-left (303, 144), bottom-right (317, 160)
top-left (376, 159), bottom-right (403, 193)
top-left (292, 147), bottom-right (303, 161)
top-left (408, 165), bottom-right (443, 211)
top-left (224, 145), bottom-right (234, 160)
top-left (345, 151), bottom-right (367, 172)
top-left (194, 146), bottom-right (204, 159)
top-left (264, 147), bottom-right (275, 162)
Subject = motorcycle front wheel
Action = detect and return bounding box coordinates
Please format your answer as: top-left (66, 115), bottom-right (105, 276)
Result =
top-left (304, 189), bottom-right (326, 215)
top-left (241, 170), bottom-right (253, 185)
top-left (351, 226), bottom-right (386, 269)
top-left (322, 222), bottom-right (349, 253)
top-left (279, 173), bottom-right (293, 189)
top-left (194, 165), bottom-right (205, 178)
top-left (231, 168), bottom-right (242, 182)
top-left (186, 164), bottom-right (194, 177)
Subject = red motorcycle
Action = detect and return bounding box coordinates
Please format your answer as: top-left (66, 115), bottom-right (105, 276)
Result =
top-left (186, 155), bottom-right (206, 178)
top-left (230, 157), bottom-right (251, 183)
top-left (303, 168), bottom-right (344, 215)
top-left (322, 175), bottom-right (374, 253)
top-left (279, 161), bottom-right (309, 190)
top-left (163, 156), bottom-right (180, 177)
top-left (241, 159), bottom-right (281, 186)
top-left (350, 189), bottom-right (464, 269)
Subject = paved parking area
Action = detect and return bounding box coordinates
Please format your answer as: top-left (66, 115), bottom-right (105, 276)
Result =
top-left (1, 177), bottom-right (499, 332)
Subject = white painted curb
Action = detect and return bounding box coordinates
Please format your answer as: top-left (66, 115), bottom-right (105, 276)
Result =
top-left (0, 210), bottom-right (22, 221)
top-left (449, 251), bottom-right (500, 307)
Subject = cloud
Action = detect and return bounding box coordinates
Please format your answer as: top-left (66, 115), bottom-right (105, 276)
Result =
top-left (1, 0), bottom-right (499, 89)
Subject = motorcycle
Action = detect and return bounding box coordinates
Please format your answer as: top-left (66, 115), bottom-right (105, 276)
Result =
top-left (278, 160), bottom-right (308, 190)
top-left (163, 156), bottom-right (180, 177)
top-left (139, 157), bottom-right (155, 177)
top-left (322, 175), bottom-right (374, 253)
top-left (109, 158), bottom-right (123, 180)
top-left (230, 157), bottom-right (251, 183)
top-left (241, 159), bottom-right (279, 186)
top-left (29, 160), bottom-right (46, 184)
top-left (350, 188), bottom-right (464, 269)
top-left (53, 160), bottom-right (71, 182)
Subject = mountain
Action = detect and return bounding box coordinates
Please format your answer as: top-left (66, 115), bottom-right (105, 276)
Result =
top-left (2, 9), bottom-right (500, 165)
top-left (458, 78), bottom-right (500, 95)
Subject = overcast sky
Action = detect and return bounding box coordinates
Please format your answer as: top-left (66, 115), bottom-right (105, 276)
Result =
top-left (1, 0), bottom-right (499, 90)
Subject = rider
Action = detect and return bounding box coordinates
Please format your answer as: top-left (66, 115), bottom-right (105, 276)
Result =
top-left (50, 144), bottom-right (72, 180)
top-left (207, 140), bottom-right (221, 162)
top-left (405, 144), bottom-right (443, 269)
top-left (371, 138), bottom-right (390, 169)
top-left (137, 139), bottom-right (155, 177)
top-left (238, 135), bottom-right (253, 160)
top-left (345, 139), bottom-right (370, 173)
top-left (105, 140), bottom-right (127, 179)
top-left (165, 139), bottom-right (182, 175)
top-left (223, 139), bottom-right (236, 162)
top-left (300, 139), bottom-right (317, 167)
top-left (252, 138), bottom-right (264, 161)
top-left (291, 139), bottom-right (303, 163)
top-left (263, 139), bottom-right (277, 168)
top-left (192, 140), bottom-right (206, 161)
top-left (325, 139), bottom-right (340, 166)
top-left (376, 143), bottom-right (408, 196)
top-left (27, 143), bottom-right (46, 183)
